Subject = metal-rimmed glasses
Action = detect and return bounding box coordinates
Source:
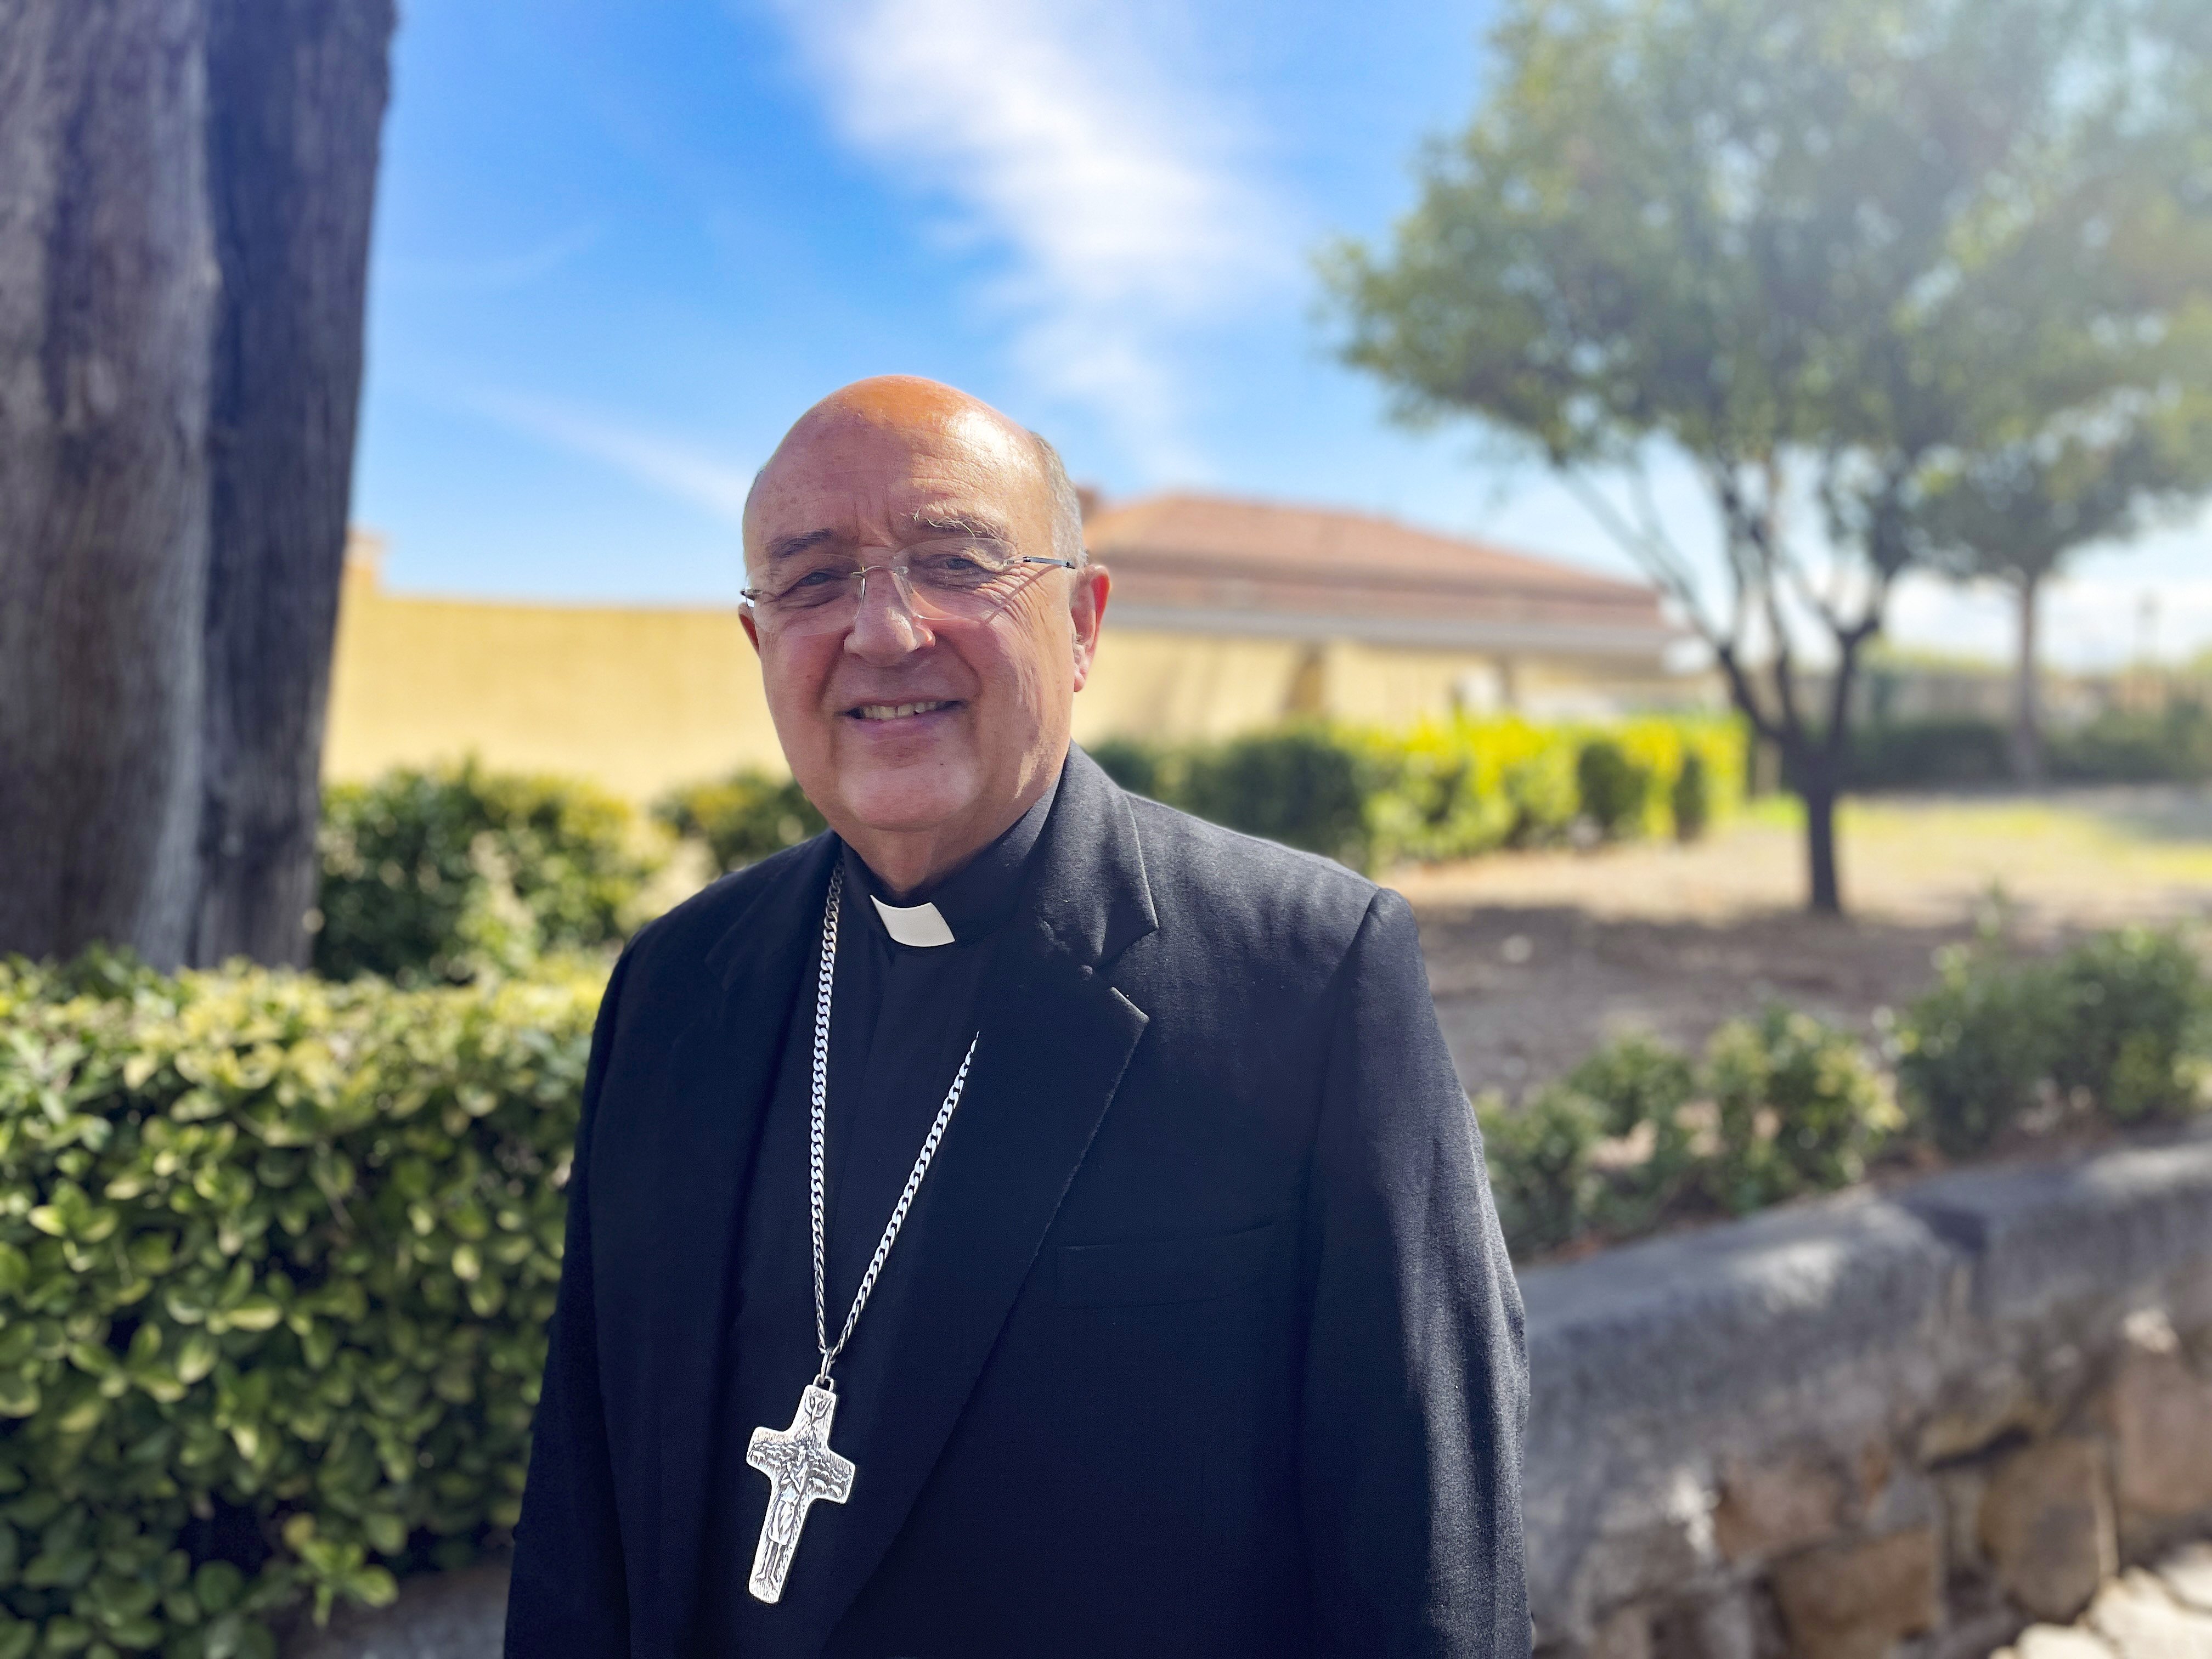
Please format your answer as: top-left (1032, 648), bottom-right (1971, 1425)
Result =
top-left (740, 538), bottom-right (1077, 636)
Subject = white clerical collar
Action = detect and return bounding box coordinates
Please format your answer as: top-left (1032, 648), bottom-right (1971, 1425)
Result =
top-left (871, 894), bottom-right (956, 948)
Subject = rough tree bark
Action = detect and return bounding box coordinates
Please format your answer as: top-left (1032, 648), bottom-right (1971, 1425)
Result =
top-left (193, 0), bottom-right (394, 966)
top-left (0, 0), bottom-right (218, 968)
top-left (0, 0), bottom-right (392, 969)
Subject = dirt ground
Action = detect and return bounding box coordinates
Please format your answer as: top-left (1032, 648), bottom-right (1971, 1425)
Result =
top-left (1393, 787), bottom-right (2212, 1099)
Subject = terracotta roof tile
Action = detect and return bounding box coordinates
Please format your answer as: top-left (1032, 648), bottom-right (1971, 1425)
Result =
top-left (1084, 493), bottom-right (1678, 657)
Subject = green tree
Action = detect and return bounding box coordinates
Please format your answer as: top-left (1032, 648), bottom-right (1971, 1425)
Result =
top-left (1324, 0), bottom-right (2204, 911)
top-left (1912, 392), bottom-right (2212, 781)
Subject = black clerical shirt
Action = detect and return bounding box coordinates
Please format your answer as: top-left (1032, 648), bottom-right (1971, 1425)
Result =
top-left (693, 773), bottom-right (1059, 1655)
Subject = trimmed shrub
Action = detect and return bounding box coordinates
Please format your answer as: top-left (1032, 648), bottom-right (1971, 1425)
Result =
top-left (1559, 1034), bottom-right (1702, 1239)
top-left (1671, 750), bottom-right (1711, 842)
top-left (1700, 1007), bottom-right (1900, 1214)
top-left (1476, 1086), bottom-right (1606, 1257)
top-left (2049, 928), bottom-right (2208, 1121)
top-left (0, 952), bottom-right (602, 1655)
top-left (1896, 928), bottom-right (2207, 1153)
top-left (1894, 946), bottom-right (2066, 1157)
top-left (1178, 727), bottom-right (1373, 868)
top-left (1083, 738), bottom-right (1163, 800)
top-left (1072, 715), bottom-right (1745, 872)
top-left (2051, 702), bottom-right (2212, 784)
top-left (1848, 719), bottom-right (2015, 790)
top-left (1575, 739), bottom-right (1651, 841)
top-left (1846, 703), bottom-right (2212, 790)
top-left (654, 770), bottom-right (826, 876)
top-left (316, 763), bottom-right (659, 985)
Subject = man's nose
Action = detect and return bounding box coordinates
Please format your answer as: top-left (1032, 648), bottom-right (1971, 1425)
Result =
top-left (844, 565), bottom-right (934, 662)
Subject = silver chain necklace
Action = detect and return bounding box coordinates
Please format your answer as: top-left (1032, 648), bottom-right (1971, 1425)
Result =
top-left (744, 863), bottom-right (979, 1605)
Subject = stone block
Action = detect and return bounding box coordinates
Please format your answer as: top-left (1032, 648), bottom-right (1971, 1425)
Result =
top-left (1590, 1604), bottom-right (1655, 1659)
top-left (2157, 1543), bottom-right (2212, 1614)
top-left (1980, 1438), bottom-right (2117, 1623)
top-left (1933, 1463), bottom-right (1991, 1574)
top-left (1712, 1451), bottom-right (1847, 1562)
top-left (1918, 1374), bottom-right (2044, 1466)
top-left (1575, 1467), bottom-right (1723, 1615)
top-left (1769, 1527), bottom-right (1942, 1659)
top-left (2111, 1311), bottom-right (2212, 1523)
top-left (2086, 1569), bottom-right (2212, 1659)
top-left (1651, 1592), bottom-right (1757, 1659)
top-left (1898, 1131), bottom-right (2212, 1325)
top-left (284, 1559), bottom-right (507, 1659)
top-left (1524, 1192), bottom-right (1961, 1438)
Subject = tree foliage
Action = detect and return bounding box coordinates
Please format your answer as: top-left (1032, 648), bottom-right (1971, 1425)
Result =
top-left (1324, 0), bottom-right (2210, 910)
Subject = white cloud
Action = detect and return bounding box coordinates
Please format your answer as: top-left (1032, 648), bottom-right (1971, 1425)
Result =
top-left (761, 0), bottom-right (1288, 475)
top-left (457, 388), bottom-right (755, 524)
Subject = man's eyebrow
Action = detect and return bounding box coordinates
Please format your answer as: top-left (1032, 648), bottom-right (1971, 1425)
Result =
top-left (910, 508), bottom-right (1011, 539)
top-left (766, 528), bottom-right (843, 563)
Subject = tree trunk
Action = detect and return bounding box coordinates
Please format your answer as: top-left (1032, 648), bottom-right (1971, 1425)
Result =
top-left (0, 0), bottom-right (218, 968)
top-left (1802, 778), bottom-right (1843, 915)
top-left (2007, 570), bottom-right (2046, 786)
top-left (190, 0), bottom-right (394, 967)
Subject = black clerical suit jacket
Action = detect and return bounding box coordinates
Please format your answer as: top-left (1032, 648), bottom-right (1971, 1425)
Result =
top-left (507, 747), bottom-right (1530, 1658)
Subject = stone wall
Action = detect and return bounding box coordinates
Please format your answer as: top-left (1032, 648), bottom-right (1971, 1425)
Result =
top-left (287, 1127), bottom-right (2212, 1658)
top-left (1526, 1125), bottom-right (2212, 1659)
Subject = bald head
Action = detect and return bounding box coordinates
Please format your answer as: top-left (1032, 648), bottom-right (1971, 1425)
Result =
top-left (736, 374), bottom-right (1109, 898)
top-left (744, 376), bottom-right (1083, 571)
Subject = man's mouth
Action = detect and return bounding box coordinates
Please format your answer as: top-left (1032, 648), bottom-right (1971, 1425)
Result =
top-left (847, 699), bottom-right (958, 722)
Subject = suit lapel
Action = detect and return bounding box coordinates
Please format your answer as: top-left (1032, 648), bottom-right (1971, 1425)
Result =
top-left (640, 835), bottom-right (836, 1651)
top-left (800, 749), bottom-right (1159, 1643)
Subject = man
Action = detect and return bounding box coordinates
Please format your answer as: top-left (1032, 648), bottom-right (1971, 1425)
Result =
top-left (507, 376), bottom-right (1528, 1657)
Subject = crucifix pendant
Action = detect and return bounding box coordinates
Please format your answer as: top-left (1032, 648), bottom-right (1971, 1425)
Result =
top-left (744, 1383), bottom-right (857, 1604)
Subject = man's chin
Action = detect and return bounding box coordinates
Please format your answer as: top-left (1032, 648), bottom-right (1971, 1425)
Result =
top-left (829, 764), bottom-right (981, 842)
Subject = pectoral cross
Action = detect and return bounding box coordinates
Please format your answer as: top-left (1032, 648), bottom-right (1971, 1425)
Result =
top-left (745, 1383), bottom-right (856, 1604)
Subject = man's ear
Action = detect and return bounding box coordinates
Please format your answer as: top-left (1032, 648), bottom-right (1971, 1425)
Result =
top-left (742, 611), bottom-right (762, 655)
top-left (1069, 564), bottom-right (1110, 692)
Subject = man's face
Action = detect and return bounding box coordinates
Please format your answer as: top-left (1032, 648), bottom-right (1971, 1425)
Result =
top-left (742, 388), bottom-right (1105, 854)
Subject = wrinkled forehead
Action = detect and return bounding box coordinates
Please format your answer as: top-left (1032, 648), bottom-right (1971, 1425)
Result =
top-left (743, 405), bottom-right (1039, 572)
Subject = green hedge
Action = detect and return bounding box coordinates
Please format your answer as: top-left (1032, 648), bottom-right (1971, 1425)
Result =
top-left (652, 772), bottom-right (826, 877)
top-left (315, 763), bottom-right (662, 985)
top-left (0, 953), bottom-right (602, 1656)
top-left (1086, 715), bottom-right (1746, 872)
top-left (1894, 926), bottom-right (2210, 1155)
top-left (1479, 1011), bottom-right (1899, 1259)
top-left (1493, 926), bottom-right (2212, 1260)
top-left (1846, 703), bottom-right (2212, 790)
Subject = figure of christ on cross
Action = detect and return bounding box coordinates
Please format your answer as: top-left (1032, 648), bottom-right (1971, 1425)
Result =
top-left (746, 1383), bottom-right (858, 1604)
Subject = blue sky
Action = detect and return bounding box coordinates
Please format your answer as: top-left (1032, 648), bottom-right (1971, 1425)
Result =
top-left (353, 0), bottom-right (2210, 669)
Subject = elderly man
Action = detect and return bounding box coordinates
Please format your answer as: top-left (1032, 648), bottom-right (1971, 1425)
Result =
top-left (507, 377), bottom-right (1528, 1657)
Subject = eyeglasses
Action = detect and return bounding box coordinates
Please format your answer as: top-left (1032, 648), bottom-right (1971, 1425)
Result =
top-left (740, 538), bottom-right (1077, 636)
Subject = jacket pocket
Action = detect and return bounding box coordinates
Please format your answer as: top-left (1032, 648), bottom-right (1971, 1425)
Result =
top-left (1054, 1222), bottom-right (1276, 1308)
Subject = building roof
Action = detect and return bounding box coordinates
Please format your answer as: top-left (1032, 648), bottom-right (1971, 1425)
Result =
top-left (1084, 493), bottom-right (1680, 659)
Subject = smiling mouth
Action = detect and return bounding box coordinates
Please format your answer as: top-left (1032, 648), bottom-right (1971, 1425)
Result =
top-left (847, 699), bottom-right (958, 722)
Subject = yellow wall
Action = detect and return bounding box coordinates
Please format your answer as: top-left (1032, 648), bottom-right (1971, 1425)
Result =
top-left (1070, 629), bottom-right (1311, 745)
top-left (322, 563), bottom-right (1701, 799)
top-left (323, 569), bottom-right (786, 799)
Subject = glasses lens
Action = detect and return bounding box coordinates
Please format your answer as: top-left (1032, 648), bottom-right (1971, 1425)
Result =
top-left (902, 539), bottom-right (1032, 618)
top-left (757, 540), bottom-right (1035, 631)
